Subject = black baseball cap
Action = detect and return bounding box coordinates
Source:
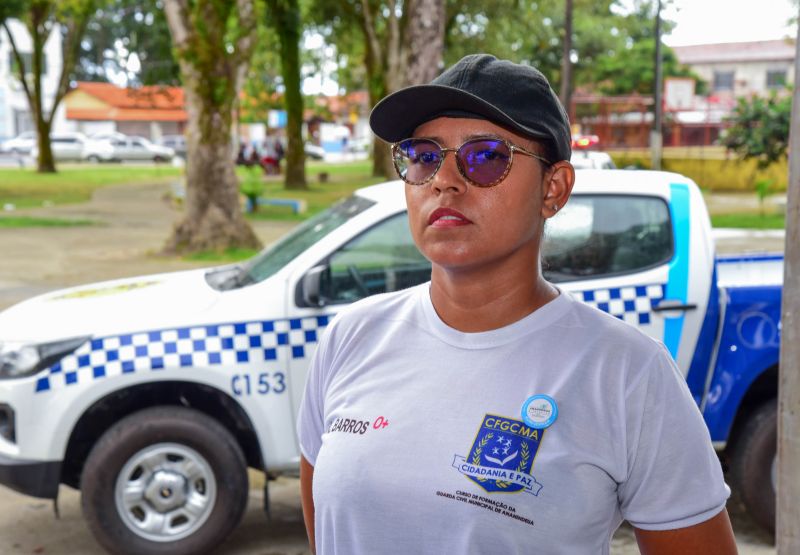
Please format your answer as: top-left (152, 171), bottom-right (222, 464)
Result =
top-left (369, 54), bottom-right (572, 162)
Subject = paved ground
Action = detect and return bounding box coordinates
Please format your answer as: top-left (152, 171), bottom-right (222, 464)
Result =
top-left (0, 180), bottom-right (295, 311)
top-left (0, 180), bottom-right (783, 554)
top-left (0, 478), bottom-right (778, 555)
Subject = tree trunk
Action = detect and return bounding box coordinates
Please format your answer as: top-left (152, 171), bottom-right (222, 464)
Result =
top-left (360, 0), bottom-right (446, 178)
top-left (559, 0), bottom-right (573, 110)
top-left (164, 82), bottom-right (260, 252)
top-left (270, 0), bottom-right (307, 190)
top-left (36, 117), bottom-right (55, 173)
top-left (162, 0), bottom-right (260, 254)
top-left (404, 0), bottom-right (445, 86)
top-left (372, 138), bottom-right (394, 178)
top-left (777, 8), bottom-right (800, 553)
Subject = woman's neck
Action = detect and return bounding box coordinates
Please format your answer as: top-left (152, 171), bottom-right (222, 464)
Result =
top-left (428, 261), bottom-right (558, 333)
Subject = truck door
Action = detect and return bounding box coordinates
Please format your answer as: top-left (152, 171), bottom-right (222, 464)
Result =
top-left (544, 188), bottom-right (712, 380)
top-left (286, 212), bottom-right (431, 420)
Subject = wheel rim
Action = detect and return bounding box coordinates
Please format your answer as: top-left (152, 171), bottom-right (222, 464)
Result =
top-left (114, 443), bottom-right (217, 542)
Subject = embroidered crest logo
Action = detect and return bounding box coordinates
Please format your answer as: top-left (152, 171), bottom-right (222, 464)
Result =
top-left (452, 414), bottom-right (544, 495)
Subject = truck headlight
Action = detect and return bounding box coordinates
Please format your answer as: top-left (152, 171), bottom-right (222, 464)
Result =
top-left (0, 337), bottom-right (89, 380)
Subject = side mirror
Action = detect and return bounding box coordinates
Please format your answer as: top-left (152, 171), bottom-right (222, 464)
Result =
top-left (302, 265), bottom-right (328, 307)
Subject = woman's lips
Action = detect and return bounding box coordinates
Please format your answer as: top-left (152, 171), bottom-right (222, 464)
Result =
top-left (428, 207), bottom-right (472, 227)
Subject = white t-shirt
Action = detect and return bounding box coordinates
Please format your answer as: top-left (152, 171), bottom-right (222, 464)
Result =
top-left (297, 284), bottom-right (729, 555)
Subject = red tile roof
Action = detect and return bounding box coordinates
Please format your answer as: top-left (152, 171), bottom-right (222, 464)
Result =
top-left (673, 39), bottom-right (796, 64)
top-left (75, 82), bottom-right (185, 109)
top-left (67, 82), bottom-right (187, 122)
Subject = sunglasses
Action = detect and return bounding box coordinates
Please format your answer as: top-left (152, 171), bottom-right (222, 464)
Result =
top-left (391, 136), bottom-right (551, 187)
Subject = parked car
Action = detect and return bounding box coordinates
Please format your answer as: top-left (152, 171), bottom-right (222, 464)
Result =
top-left (0, 169), bottom-right (784, 554)
top-left (30, 132), bottom-right (115, 162)
top-left (106, 135), bottom-right (175, 162)
top-left (570, 150), bottom-right (616, 169)
top-left (1, 131), bottom-right (36, 154)
top-left (304, 142), bottom-right (325, 160)
top-left (158, 135), bottom-right (187, 159)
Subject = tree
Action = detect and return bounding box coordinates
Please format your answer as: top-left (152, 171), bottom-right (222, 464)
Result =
top-left (591, 40), bottom-right (705, 96)
top-left (2, 0), bottom-right (97, 173)
top-left (162, 0), bottom-right (261, 253)
top-left (311, 0), bottom-right (446, 177)
top-left (239, 26), bottom-right (283, 122)
top-left (560, 0), bottom-right (573, 108)
top-left (444, 0), bottom-right (687, 99)
top-left (0, 1), bottom-right (26, 23)
top-left (75, 0), bottom-right (180, 86)
top-left (778, 7), bottom-right (800, 553)
top-left (720, 93), bottom-right (792, 171)
top-left (266, 0), bottom-right (307, 189)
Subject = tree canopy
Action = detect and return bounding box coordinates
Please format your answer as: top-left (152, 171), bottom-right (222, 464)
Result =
top-left (721, 92), bottom-right (792, 170)
top-left (75, 0), bottom-right (180, 86)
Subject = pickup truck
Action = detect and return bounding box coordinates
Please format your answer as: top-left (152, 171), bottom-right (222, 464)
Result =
top-left (0, 170), bottom-right (783, 554)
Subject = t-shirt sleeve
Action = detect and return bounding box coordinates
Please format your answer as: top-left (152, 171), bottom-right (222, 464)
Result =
top-left (296, 321), bottom-right (336, 466)
top-left (618, 345), bottom-right (730, 530)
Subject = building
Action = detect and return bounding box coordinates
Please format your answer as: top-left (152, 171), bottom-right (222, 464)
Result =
top-left (673, 39), bottom-right (795, 99)
top-left (573, 39), bottom-right (796, 149)
top-left (63, 82), bottom-right (187, 140)
top-left (0, 19), bottom-right (66, 140)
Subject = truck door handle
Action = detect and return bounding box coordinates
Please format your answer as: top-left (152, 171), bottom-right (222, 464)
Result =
top-left (652, 301), bottom-right (697, 312)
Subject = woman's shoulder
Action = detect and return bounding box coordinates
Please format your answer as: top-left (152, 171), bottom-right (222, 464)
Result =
top-left (559, 292), bottom-right (669, 362)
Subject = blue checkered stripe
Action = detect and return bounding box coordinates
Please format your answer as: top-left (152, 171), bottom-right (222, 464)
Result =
top-left (34, 315), bottom-right (332, 394)
top-left (572, 283), bottom-right (666, 325)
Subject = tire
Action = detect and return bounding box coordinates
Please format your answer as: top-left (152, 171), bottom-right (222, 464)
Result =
top-left (80, 406), bottom-right (249, 555)
top-left (87, 155), bottom-right (101, 164)
top-left (730, 399), bottom-right (776, 534)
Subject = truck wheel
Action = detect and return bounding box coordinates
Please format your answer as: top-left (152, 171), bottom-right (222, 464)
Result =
top-left (80, 406), bottom-right (248, 555)
top-left (730, 399), bottom-right (776, 534)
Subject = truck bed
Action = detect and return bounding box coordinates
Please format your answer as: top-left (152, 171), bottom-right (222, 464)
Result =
top-left (716, 253), bottom-right (784, 288)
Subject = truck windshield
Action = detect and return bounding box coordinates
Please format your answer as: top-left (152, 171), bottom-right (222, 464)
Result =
top-left (236, 195), bottom-right (375, 286)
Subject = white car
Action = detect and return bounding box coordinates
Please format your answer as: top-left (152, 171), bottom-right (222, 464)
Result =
top-left (570, 150), bottom-right (616, 170)
top-left (107, 135), bottom-right (175, 162)
top-left (1, 131), bottom-right (36, 155)
top-left (158, 135), bottom-right (187, 158)
top-left (30, 133), bottom-right (115, 162)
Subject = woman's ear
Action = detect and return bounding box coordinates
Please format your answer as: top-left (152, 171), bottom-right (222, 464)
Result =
top-left (541, 161), bottom-right (575, 219)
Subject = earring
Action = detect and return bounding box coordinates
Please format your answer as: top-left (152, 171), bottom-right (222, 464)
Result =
top-left (552, 204), bottom-right (559, 212)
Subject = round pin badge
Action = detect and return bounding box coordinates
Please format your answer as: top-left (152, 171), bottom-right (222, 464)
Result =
top-left (521, 394), bottom-right (558, 429)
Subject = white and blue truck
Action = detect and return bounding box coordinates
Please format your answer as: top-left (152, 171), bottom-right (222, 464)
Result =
top-left (0, 170), bottom-right (784, 554)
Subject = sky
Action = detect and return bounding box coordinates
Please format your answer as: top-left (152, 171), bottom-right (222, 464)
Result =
top-left (663, 0), bottom-right (797, 46)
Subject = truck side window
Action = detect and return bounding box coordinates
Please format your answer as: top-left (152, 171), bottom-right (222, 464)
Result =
top-left (325, 213), bottom-right (431, 303)
top-left (543, 195), bottom-right (672, 282)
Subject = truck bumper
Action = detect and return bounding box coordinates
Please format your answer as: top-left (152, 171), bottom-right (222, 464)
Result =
top-left (0, 453), bottom-right (60, 498)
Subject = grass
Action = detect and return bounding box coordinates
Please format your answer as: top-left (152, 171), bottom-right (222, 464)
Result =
top-left (182, 247), bottom-right (259, 263)
top-left (239, 160), bottom-right (386, 221)
top-left (0, 166), bottom-right (182, 208)
top-left (711, 212), bottom-right (786, 230)
top-left (184, 161), bottom-right (385, 262)
top-left (0, 216), bottom-right (96, 227)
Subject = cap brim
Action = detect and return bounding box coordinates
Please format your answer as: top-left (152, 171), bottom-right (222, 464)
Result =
top-left (369, 84), bottom-right (551, 144)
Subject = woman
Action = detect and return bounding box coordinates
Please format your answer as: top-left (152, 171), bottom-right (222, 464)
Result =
top-left (297, 54), bottom-right (737, 554)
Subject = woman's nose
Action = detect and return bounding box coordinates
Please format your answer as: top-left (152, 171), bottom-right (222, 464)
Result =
top-left (430, 151), bottom-right (468, 195)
